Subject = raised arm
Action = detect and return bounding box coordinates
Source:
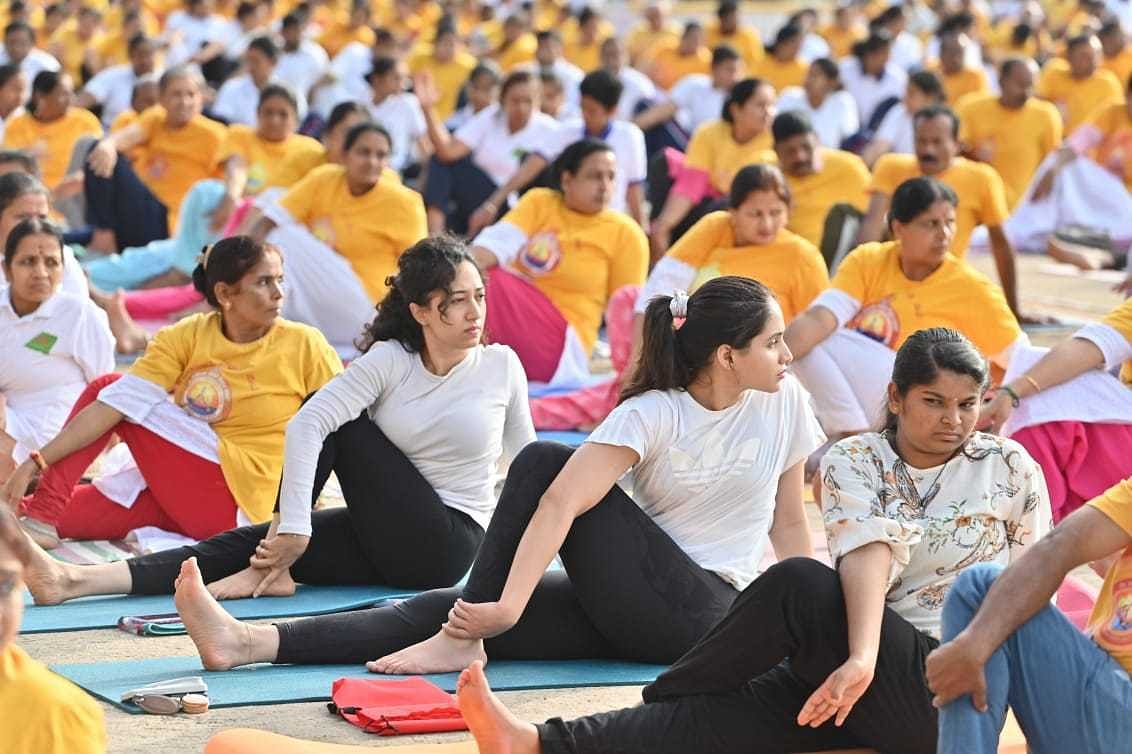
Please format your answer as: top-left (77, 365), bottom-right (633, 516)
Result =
top-left (414, 72), bottom-right (473, 164)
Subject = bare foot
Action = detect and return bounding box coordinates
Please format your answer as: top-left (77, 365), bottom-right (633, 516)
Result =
top-left (207, 566), bottom-right (296, 600)
top-left (457, 660), bottom-right (541, 754)
top-left (367, 629), bottom-right (487, 675)
top-left (104, 290), bottom-right (150, 354)
top-left (22, 529), bottom-right (77, 604)
top-left (174, 557), bottom-right (254, 671)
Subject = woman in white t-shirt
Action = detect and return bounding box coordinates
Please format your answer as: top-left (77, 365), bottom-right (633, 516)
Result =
top-left (155, 275), bottom-right (826, 675)
top-left (862, 70), bottom-right (945, 168)
top-left (22, 237), bottom-right (536, 606)
top-left (1, 218), bottom-right (113, 485)
top-left (775, 58), bottom-right (859, 149)
top-left (418, 68), bottom-right (561, 235)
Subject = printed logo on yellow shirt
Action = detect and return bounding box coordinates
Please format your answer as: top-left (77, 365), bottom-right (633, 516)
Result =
top-left (519, 231), bottom-right (562, 276)
top-left (1097, 575), bottom-right (1132, 649)
top-left (181, 366), bottom-right (232, 423)
top-left (310, 216), bottom-right (336, 246)
top-left (146, 154), bottom-right (169, 180)
top-left (247, 162), bottom-right (268, 193)
top-left (848, 297), bottom-right (900, 348)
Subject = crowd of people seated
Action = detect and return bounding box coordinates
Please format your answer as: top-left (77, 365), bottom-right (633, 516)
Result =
top-left (2, 0), bottom-right (1132, 752)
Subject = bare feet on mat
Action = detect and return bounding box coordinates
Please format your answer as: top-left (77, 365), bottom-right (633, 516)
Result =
top-left (366, 629), bottom-right (487, 675)
top-left (22, 528), bottom-right (75, 604)
top-left (207, 565), bottom-right (296, 600)
top-left (104, 290), bottom-right (149, 354)
top-left (457, 660), bottom-right (541, 754)
top-left (175, 557), bottom-right (253, 670)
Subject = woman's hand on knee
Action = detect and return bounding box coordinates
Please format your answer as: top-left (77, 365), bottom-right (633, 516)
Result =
top-left (441, 598), bottom-right (521, 640)
top-left (796, 656), bottom-right (876, 728)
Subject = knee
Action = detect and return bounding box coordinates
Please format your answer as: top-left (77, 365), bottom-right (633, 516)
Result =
top-left (950, 563), bottom-right (1003, 604)
top-left (508, 441), bottom-right (573, 481)
top-left (762, 556), bottom-right (838, 592)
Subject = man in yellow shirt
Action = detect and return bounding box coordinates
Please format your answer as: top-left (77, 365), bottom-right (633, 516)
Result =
top-left (645, 21), bottom-right (711, 90)
top-left (626, 1), bottom-right (679, 65)
top-left (958, 57), bottom-right (1062, 208)
top-left (1036, 32), bottom-right (1123, 130)
top-left (0, 511), bottom-right (107, 754)
top-left (926, 477), bottom-right (1132, 753)
top-left (932, 31), bottom-right (990, 106)
top-left (705, 0), bottom-right (762, 72)
top-left (860, 105), bottom-right (1024, 319)
top-left (1100, 19), bottom-right (1132, 86)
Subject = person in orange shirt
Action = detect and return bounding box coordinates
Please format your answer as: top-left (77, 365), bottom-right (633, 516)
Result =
top-left (407, 23), bottom-right (476, 121)
top-left (860, 105), bottom-right (1025, 321)
top-left (561, 5), bottom-right (607, 73)
top-left (649, 77), bottom-right (776, 261)
top-left (492, 12), bottom-right (537, 72)
top-left (645, 21), bottom-right (711, 90)
top-left (818, 5), bottom-right (866, 60)
top-left (83, 66), bottom-right (228, 251)
top-left (705, 0), bottom-right (762, 71)
top-left (625, 0), bottom-right (679, 65)
top-left (317, 0), bottom-right (373, 59)
top-left (932, 31), bottom-right (990, 105)
top-left (1036, 32), bottom-right (1123, 130)
top-left (1099, 19), bottom-right (1132, 85)
top-left (753, 22), bottom-right (807, 93)
top-left (47, 6), bottom-right (103, 85)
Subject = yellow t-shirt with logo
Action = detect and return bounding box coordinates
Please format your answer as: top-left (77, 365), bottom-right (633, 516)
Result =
top-left (127, 312), bottom-right (342, 523)
top-left (756, 147), bottom-right (871, 247)
top-left (408, 49), bottom-right (477, 120)
top-left (498, 188), bottom-right (648, 353)
top-left (0, 645), bottom-right (105, 754)
top-left (133, 107), bottom-right (229, 231)
top-left (705, 23), bottom-right (764, 69)
top-left (1087, 477), bottom-right (1132, 673)
top-left (1102, 297), bottom-right (1132, 385)
top-left (3, 108), bottom-right (102, 190)
top-left (1036, 60), bottom-right (1123, 131)
top-left (685, 119), bottom-right (773, 196)
top-left (830, 241), bottom-right (1020, 355)
top-left (279, 164), bottom-right (427, 302)
top-left (870, 154), bottom-right (1010, 257)
top-left (1077, 102), bottom-right (1132, 192)
top-left (668, 212), bottom-right (828, 321)
top-left (957, 94), bottom-right (1063, 208)
top-left (752, 56), bottom-right (808, 93)
top-left (224, 125), bottom-right (323, 195)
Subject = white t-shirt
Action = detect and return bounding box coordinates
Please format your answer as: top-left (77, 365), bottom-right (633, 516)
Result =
top-left (668, 73), bottom-right (726, 134)
top-left (277, 341), bottom-right (536, 535)
top-left (616, 65), bottom-right (658, 121)
top-left (0, 48), bottom-right (60, 82)
top-left (328, 41), bottom-right (373, 98)
top-left (776, 87), bottom-right (860, 148)
top-left (211, 73), bottom-right (308, 126)
top-left (83, 64), bottom-right (148, 127)
top-left (586, 376), bottom-right (826, 589)
top-left (275, 40), bottom-right (329, 97)
top-left (0, 289), bottom-right (114, 462)
top-left (839, 57), bottom-right (907, 126)
top-left (535, 118), bottom-right (646, 213)
top-left (367, 92), bottom-right (427, 172)
top-left (800, 32), bottom-right (831, 63)
top-left (872, 102), bottom-right (915, 154)
top-left (520, 58), bottom-right (584, 106)
top-left (164, 11), bottom-right (230, 67)
top-left (890, 30), bottom-right (926, 72)
top-left (454, 104), bottom-right (562, 187)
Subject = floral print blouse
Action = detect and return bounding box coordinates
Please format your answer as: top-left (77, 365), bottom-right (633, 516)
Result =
top-left (820, 431), bottom-right (1051, 638)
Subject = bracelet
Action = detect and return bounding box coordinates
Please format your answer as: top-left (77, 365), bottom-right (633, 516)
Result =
top-left (1000, 385), bottom-right (1022, 408)
top-left (1023, 374), bottom-right (1041, 393)
top-left (28, 449), bottom-right (48, 472)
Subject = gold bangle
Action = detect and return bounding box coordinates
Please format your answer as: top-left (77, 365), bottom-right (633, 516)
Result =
top-left (28, 450), bottom-right (48, 472)
top-left (1023, 374), bottom-right (1041, 393)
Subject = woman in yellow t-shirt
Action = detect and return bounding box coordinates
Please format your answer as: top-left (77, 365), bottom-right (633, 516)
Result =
top-left (983, 297), bottom-right (1132, 522)
top-left (3, 236), bottom-right (342, 545)
top-left (753, 22), bottom-right (808, 93)
top-left (784, 177), bottom-right (1023, 437)
top-left (471, 139), bottom-right (649, 388)
top-left (250, 122), bottom-right (428, 356)
top-left (650, 77), bottom-right (776, 262)
top-left (264, 101), bottom-right (370, 190)
top-left (3, 71), bottom-right (102, 191)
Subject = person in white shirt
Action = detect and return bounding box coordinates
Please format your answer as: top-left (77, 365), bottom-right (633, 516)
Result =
top-left (445, 62), bottom-right (501, 132)
top-left (840, 30), bottom-right (908, 128)
top-left (776, 58), bottom-right (859, 148)
top-left (599, 37), bottom-right (657, 122)
top-left (873, 5), bottom-right (926, 71)
top-left (21, 237), bottom-right (535, 607)
top-left (523, 30), bottom-right (583, 109)
top-left (211, 36), bottom-right (307, 126)
top-left (861, 69), bottom-right (945, 167)
top-left (365, 56), bottom-right (428, 174)
top-left (634, 44), bottom-right (741, 141)
top-left (1, 218), bottom-right (113, 483)
top-left (470, 69), bottom-right (647, 231)
top-left (418, 68), bottom-right (561, 234)
top-left (154, 275), bottom-right (823, 678)
top-left (0, 64), bottom-right (25, 142)
top-left (314, 27), bottom-right (398, 116)
top-left (77, 34), bottom-right (160, 128)
top-left (0, 22), bottom-right (60, 84)
top-left (219, 0), bottom-right (268, 61)
top-left (163, 0), bottom-right (229, 74)
top-left (273, 11), bottom-right (328, 100)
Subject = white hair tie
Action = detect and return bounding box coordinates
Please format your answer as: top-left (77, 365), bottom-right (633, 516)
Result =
top-left (669, 290), bottom-right (689, 319)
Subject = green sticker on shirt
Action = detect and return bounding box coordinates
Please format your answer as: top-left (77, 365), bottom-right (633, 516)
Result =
top-left (25, 332), bottom-right (58, 355)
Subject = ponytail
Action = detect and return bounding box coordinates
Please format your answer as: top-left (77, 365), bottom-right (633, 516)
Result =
top-left (620, 294), bottom-right (693, 402)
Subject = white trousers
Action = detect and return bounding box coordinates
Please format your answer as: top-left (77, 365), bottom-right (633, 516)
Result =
top-left (791, 328), bottom-right (896, 435)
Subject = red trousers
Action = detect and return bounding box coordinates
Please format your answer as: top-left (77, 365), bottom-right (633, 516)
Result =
top-left (21, 373), bottom-right (238, 541)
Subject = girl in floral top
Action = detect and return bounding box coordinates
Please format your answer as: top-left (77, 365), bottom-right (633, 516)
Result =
top-left (451, 327), bottom-right (1051, 754)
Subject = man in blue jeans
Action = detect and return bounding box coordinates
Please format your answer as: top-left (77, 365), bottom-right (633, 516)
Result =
top-left (925, 477), bottom-right (1132, 753)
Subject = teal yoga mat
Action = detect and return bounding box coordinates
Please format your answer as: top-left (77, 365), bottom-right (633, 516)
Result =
top-left (534, 430), bottom-right (589, 447)
top-left (21, 584), bottom-right (417, 634)
top-left (52, 655), bottom-right (666, 712)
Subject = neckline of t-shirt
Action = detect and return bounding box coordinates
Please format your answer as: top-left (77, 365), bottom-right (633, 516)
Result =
top-left (414, 346), bottom-right (478, 381)
top-left (678, 387), bottom-right (751, 416)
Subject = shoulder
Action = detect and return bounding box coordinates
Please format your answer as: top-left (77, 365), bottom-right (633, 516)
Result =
top-left (874, 152), bottom-right (916, 175)
top-left (962, 432), bottom-right (1037, 469)
top-left (610, 389), bottom-right (678, 422)
top-left (517, 187), bottom-right (559, 211)
top-left (845, 240), bottom-right (896, 265)
top-left (5, 111), bottom-right (31, 129)
top-left (49, 290), bottom-right (109, 325)
top-left (1027, 98), bottom-right (1061, 120)
top-left (823, 147), bottom-right (868, 174)
top-left (71, 108), bottom-right (102, 129)
top-left (273, 317), bottom-right (335, 349)
top-left (956, 92), bottom-right (995, 117)
top-left (779, 229), bottom-right (824, 259)
top-left (825, 431), bottom-right (887, 465)
top-left (691, 118), bottom-right (728, 140)
top-left (482, 342), bottom-right (524, 374)
top-left (2, 647), bottom-right (104, 726)
top-left (227, 123), bottom-right (254, 140)
top-left (302, 162), bottom-right (346, 184)
top-left (352, 338), bottom-right (414, 374)
top-left (288, 133), bottom-right (323, 152)
top-left (193, 114), bottom-right (229, 141)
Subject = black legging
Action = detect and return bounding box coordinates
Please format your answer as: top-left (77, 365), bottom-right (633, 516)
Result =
top-left (273, 441), bottom-right (738, 665)
top-left (126, 415), bottom-right (483, 594)
top-left (536, 557), bottom-right (940, 754)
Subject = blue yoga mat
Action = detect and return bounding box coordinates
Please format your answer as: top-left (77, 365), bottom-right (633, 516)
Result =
top-left (535, 430), bottom-right (590, 447)
top-left (21, 584), bottom-right (417, 634)
top-left (52, 655), bottom-right (666, 712)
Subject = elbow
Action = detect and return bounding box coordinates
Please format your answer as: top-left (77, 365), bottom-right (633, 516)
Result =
top-left (536, 488), bottom-right (580, 522)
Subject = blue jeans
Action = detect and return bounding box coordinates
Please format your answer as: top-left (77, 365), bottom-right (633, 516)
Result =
top-left (938, 563), bottom-right (1132, 754)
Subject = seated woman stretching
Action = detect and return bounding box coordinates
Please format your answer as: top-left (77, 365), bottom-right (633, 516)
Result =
top-left (1, 219), bottom-right (113, 486)
top-left (1, 236), bottom-right (341, 548)
top-left (21, 237), bottom-right (535, 604)
top-left (149, 276), bottom-right (823, 674)
top-left (471, 139), bottom-right (648, 390)
top-left (982, 296), bottom-right (1132, 522)
top-left (251, 122), bottom-right (428, 356)
top-left (454, 327), bottom-right (1051, 754)
top-left (786, 177), bottom-right (1024, 438)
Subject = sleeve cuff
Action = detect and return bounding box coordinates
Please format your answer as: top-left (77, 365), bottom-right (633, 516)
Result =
top-left (1075, 322), bottom-right (1132, 372)
top-left (809, 288), bottom-right (861, 328)
top-left (825, 518), bottom-right (924, 586)
top-left (472, 221), bottom-right (528, 267)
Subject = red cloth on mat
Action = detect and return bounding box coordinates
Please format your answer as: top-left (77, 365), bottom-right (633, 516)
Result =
top-left (329, 677), bottom-right (466, 736)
